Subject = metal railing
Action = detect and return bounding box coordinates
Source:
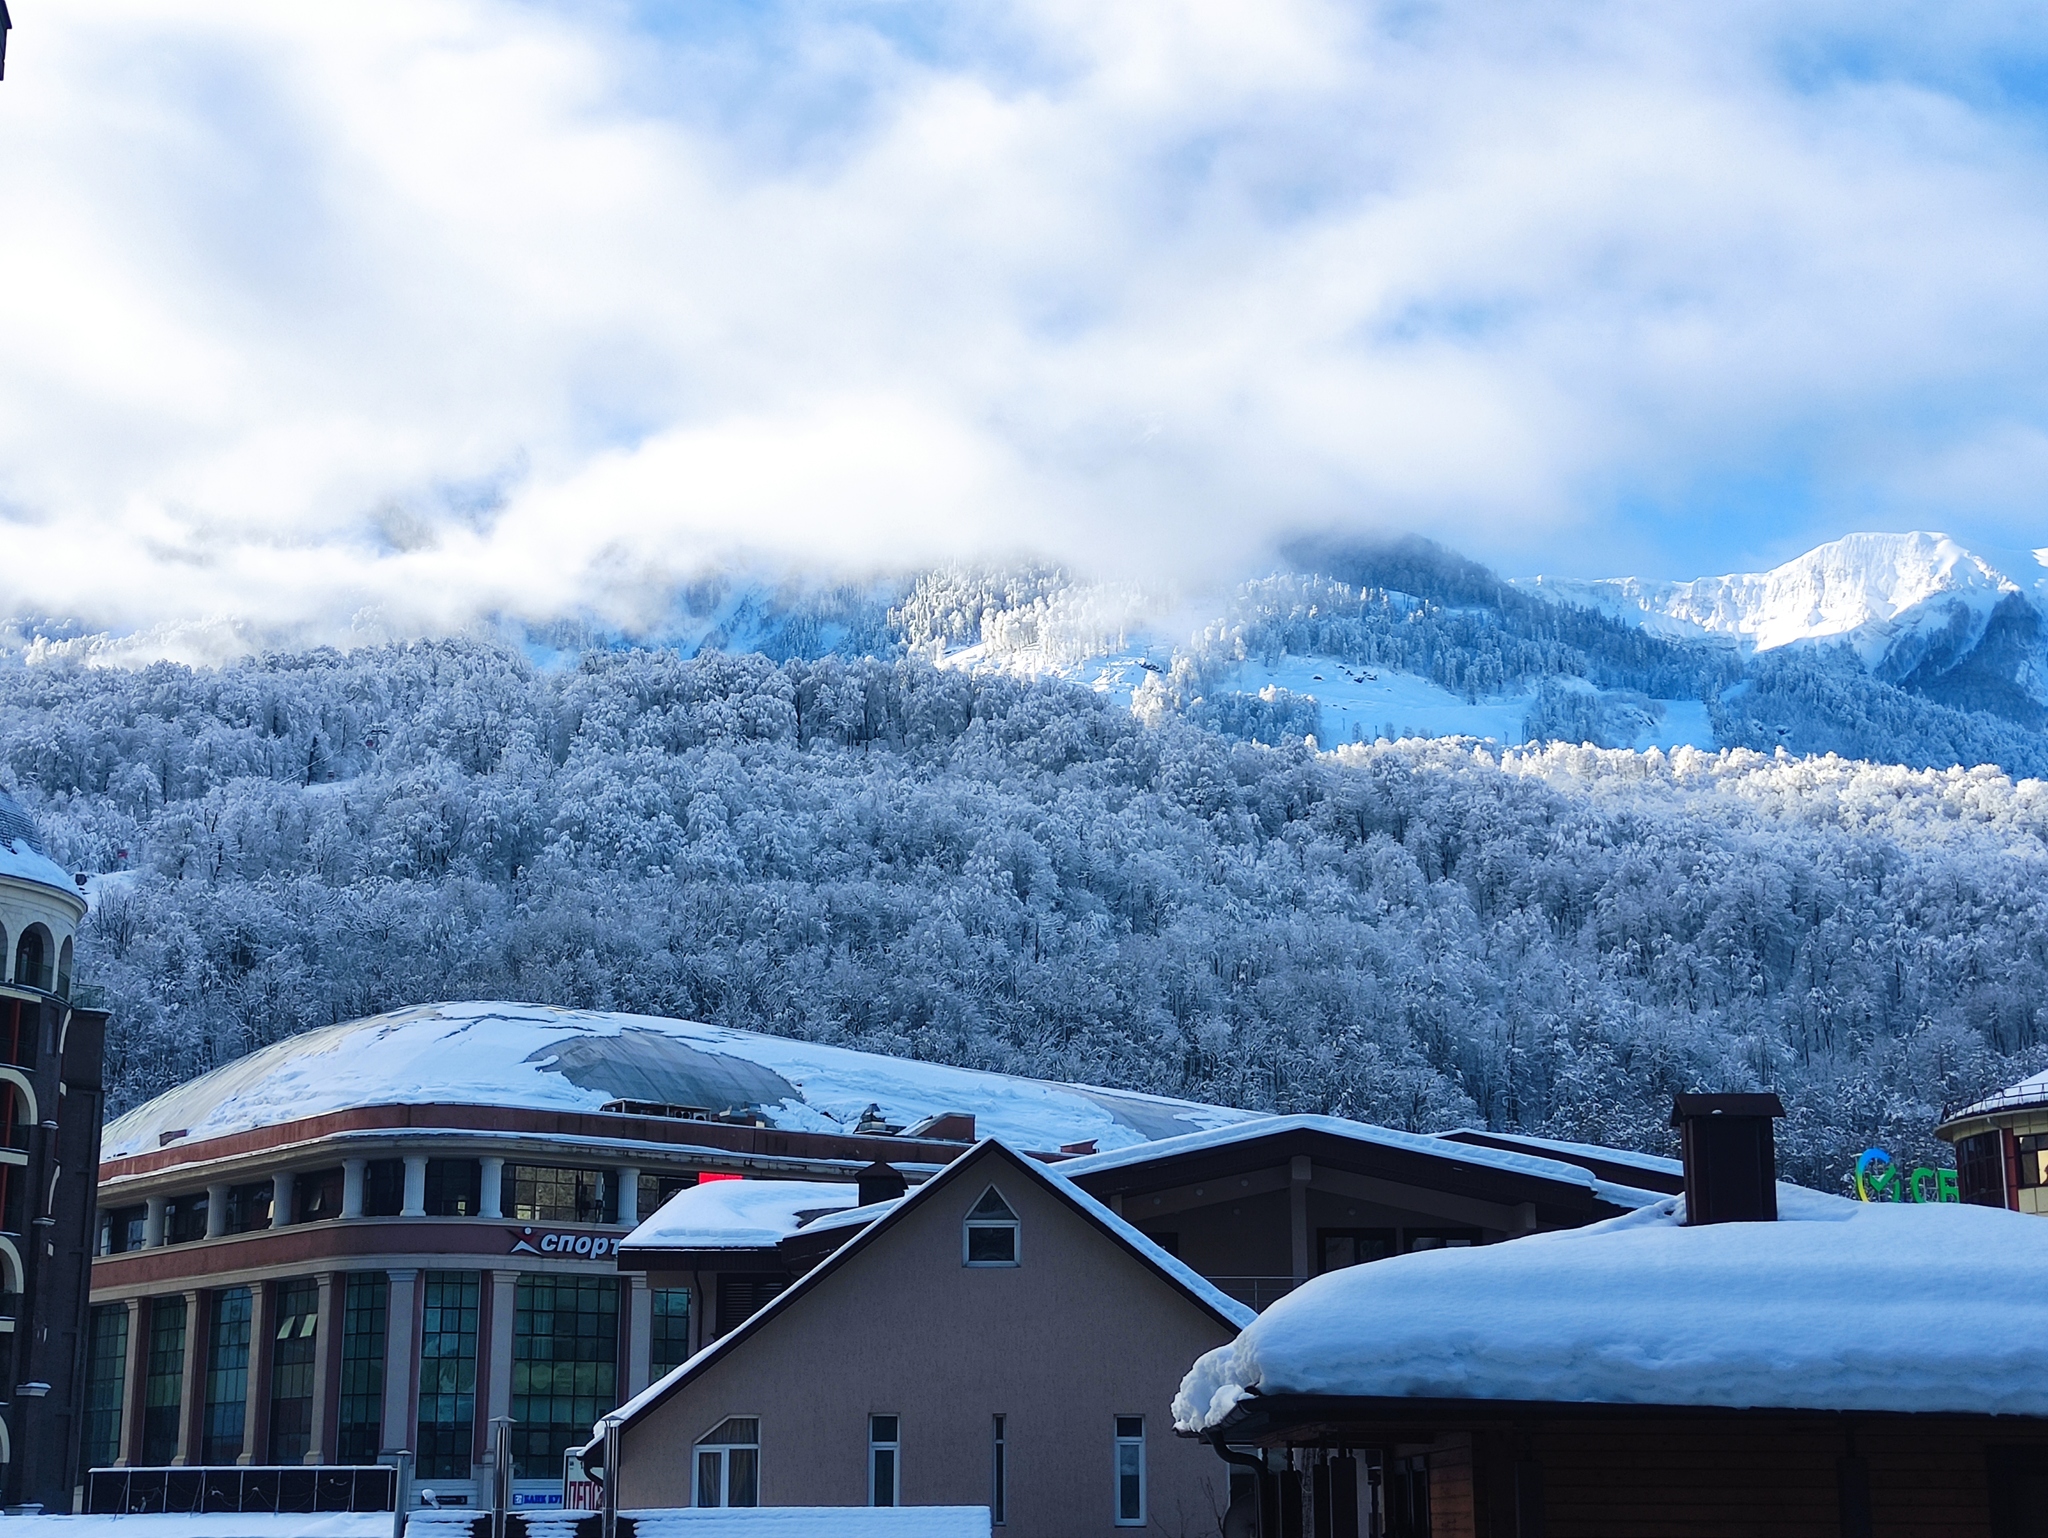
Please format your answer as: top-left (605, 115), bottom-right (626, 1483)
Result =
top-left (86, 1464), bottom-right (397, 1515)
top-left (1203, 1275), bottom-right (1304, 1312)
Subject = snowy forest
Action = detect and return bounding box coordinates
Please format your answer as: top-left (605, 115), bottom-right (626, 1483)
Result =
top-left (4, 630), bottom-right (2045, 1190)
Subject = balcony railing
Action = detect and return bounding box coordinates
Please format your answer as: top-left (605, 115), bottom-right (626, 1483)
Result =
top-left (86, 1465), bottom-right (397, 1516)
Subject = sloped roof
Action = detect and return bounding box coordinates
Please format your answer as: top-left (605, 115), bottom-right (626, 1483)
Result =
top-left (102, 1001), bottom-right (1259, 1160)
top-left (0, 789), bottom-right (79, 903)
top-left (622, 1180), bottom-right (861, 1253)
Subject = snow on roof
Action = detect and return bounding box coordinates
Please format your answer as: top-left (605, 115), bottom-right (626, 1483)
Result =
top-left (0, 789), bottom-right (80, 903)
top-left (1436, 1128), bottom-right (1684, 1178)
top-left (790, 1194), bottom-right (903, 1237)
top-left (1174, 1188), bottom-right (2048, 1431)
top-left (624, 1179), bottom-right (860, 1251)
top-left (102, 1001), bottom-right (1260, 1161)
top-left (1949, 1068), bottom-right (2048, 1121)
top-left (1057, 1113), bottom-right (1668, 1207)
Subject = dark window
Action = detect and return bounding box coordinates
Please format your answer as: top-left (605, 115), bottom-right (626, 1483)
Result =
top-left (85, 1304), bottom-right (129, 1467)
top-left (416, 1271), bottom-right (480, 1479)
top-left (362, 1161), bottom-right (405, 1218)
top-left (650, 1288), bottom-right (691, 1378)
top-left (510, 1274), bottom-right (619, 1475)
top-left (504, 1165), bottom-right (615, 1225)
top-left (695, 1418), bottom-right (759, 1508)
top-left (2018, 1136), bottom-right (2048, 1191)
top-left (228, 1183), bottom-right (273, 1234)
top-left (991, 1415), bottom-right (1007, 1526)
top-left (1114, 1416), bottom-right (1145, 1525)
top-left (1405, 1228), bottom-right (1481, 1253)
top-left (965, 1187), bottom-right (1019, 1266)
top-left (639, 1172), bottom-right (698, 1221)
top-left (294, 1169), bottom-right (346, 1224)
top-left (1988, 1444), bottom-right (2048, 1538)
top-left (13, 924), bottom-right (51, 991)
top-left (1958, 1132), bottom-right (2009, 1207)
top-left (98, 1205), bottom-right (146, 1256)
top-left (336, 1273), bottom-right (388, 1464)
top-left (141, 1296), bottom-right (187, 1464)
top-left (1319, 1228), bottom-right (1397, 1272)
top-left (714, 1275), bottom-right (786, 1339)
top-left (268, 1279), bottom-right (319, 1464)
top-left (869, 1414), bottom-right (900, 1506)
top-left (166, 1194), bottom-right (209, 1245)
top-left (202, 1287), bottom-right (253, 1464)
top-left (425, 1159), bottom-right (482, 1217)
top-left (56, 936), bottom-right (73, 998)
top-left (1389, 1454), bottom-right (1431, 1538)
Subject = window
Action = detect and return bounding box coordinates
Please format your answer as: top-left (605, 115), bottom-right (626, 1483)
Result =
top-left (424, 1159), bottom-right (482, 1217)
top-left (2018, 1135), bottom-right (2048, 1190)
top-left (650, 1288), bottom-right (691, 1378)
top-left (1405, 1229), bottom-right (1480, 1253)
top-left (294, 1168), bottom-right (345, 1224)
top-left (964, 1187), bottom-right (1019, 1266)
top-left (166, 1193), bottom-right (209, 1245)
top-left (268, 1279), bottom-right (319, 1463)
top-left (695, 1417), bottom-right (760, 1508)
top-left (714, 1274), bottom-right (786, 1338)
top-left (504, 1164), bottom-right (615, 1225)
top-left (202, 1287), bottom-right (253, 1464)
top-left (227, 1183), bottom-right (272, 1234)
top-left (416, 1272), bottom-right (480, 1480)
top-left (511, 1274), bottom-right (619, 1474)
top-left (1319, 1228), bottom-right (1396, 1272)
top-left (1114, 1416), bottom-right (1145, 1525)
top-left (1960, 1131), bottom-right (2008, 1207)
top-left (56, 936), bottom-right (73, 999)
top-left (97, 1206), bottom-right (147, 1256)
top-left (362, 1160), bottom-right (405, 1218)
top-left (336, 1273), bottom-right (388, 1465)
top-left (13, 924), bottom-right (51, 991)
top-left (141, 1296), bottom-right (187, 1464)
top-left (85, 1304), bottom-right (129, 1468)
top-left (991, 1415), bottom-right (1007, 1526)
top-left (869, 1415), bottom-right (900, 1507)
top-left (640, 1171), bottom-right (698, 1220)
top-left (1388, 1454), bottom-right (1431, 1538)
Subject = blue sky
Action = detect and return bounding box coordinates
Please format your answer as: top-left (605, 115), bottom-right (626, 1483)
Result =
top-left (2, 0), bottom-right (2048, 645)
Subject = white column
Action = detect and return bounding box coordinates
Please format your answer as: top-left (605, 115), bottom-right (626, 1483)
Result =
top-left (616, 1167), bottom-right (640, 1228)
top-left (273, 1170), bottom-right (295, 1228)
top-left (341, 1159), bottom-right (367, 1219)
top-left (627, 1276), bottom-right (652, 1397)
top-left (143, 1194), bottom-right (166, 1248)
top-left (401, 1157), bottom-right (427, 1218)
top-left (205, 1184), bottom-right (229, 1239)
top-left (479, 1157), bottom-right (504, 1220)
top-left (306, 1272), bottom-right (337, 1464)
top-left (486, 1271), bottom-right (517, 1437)
top-left (381, 1270), bottom-right (420, 1455)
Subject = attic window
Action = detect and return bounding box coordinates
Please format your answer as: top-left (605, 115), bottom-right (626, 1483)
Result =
top-left (964, 1187), bottom-right (1019, 1267)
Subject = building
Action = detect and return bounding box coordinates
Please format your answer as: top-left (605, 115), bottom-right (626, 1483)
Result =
top-left (0, 788), bottom-right (106, 1512)
top-left (600, 1139), bottom-right (1256, 1536)
top-left (1935, 1070), bottom-right (2048, 1211)
top-left (84, 1000), bottom-right (1254, 1508)
top-left (1173, 1097), bottom-right (2048, 1538)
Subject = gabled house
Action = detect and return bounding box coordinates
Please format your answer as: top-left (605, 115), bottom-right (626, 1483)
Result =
top-left (597, 1140), bottom-right (1255, 1537)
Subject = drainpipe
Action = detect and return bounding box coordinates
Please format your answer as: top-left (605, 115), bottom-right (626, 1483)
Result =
top-left (1206, 1430), bottom-right (1269, 1537)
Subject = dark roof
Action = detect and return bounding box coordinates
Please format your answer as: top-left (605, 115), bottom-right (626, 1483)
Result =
top-left (0, 791), bottom-right (43, 854)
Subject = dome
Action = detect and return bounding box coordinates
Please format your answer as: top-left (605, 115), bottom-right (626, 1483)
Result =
top-left (101, 1000), bottom-right (1260, 1161)
top-left (0, 790), bottom-right (42, 853)
top-left (0, 787), bottom-right (78, 902)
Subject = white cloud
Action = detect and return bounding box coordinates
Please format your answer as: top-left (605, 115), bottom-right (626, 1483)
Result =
top-left (2, 0), bottom-right (2047, 643)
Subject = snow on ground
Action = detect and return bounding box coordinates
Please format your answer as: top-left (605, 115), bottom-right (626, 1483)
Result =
top-left (625, 1179), bottom-right (860, 1251)
top-left (4, 1517), bottom-right (387, 1537)
top-left (622, 1510), bottom-right (988, 1537)
top-left (102, 1002), bottom-right (1259, 1161)
top-left (1174, 1191), bottom-right (2048, 1431)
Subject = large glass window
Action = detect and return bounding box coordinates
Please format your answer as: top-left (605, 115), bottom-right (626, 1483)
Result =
top-left (1113, 1416), bottom-right (1145, 1526)
top-left (85, 1304), bottom-right (129, 1467)
top-left (294, 1169), bottom-right (346, 1224)
top-left (268, 1279), bottom-right (319, 1464)
top-left (141, 1296), bottom-right (187, 1464)
top-left (424, 1160), bottom-right (482, 1217)
top-left (650, 1288), bottom-right (691, 1378)
top-left (337, 1274), bottom-right (388, 1465)
top-left (166, 1194), bottom-right (209, 1246)
top-left (362, 1161), bottom-right (404, 1218)
top-left (1318, 1228), bottom-right (1396, 1273)
top-left (694, 1418), bottom-right (759, 1508)
top-left (639, 1172), bottom-right (697, 1221)
top-left (97, 1205), bottom-right (147, 1256)
top-left (504, 1166), bottom-right (615, 1225)
top-left (869, 1415), bottom-right (900, 1507)
top-left (416, 1272), bottom-right (480, 1480)
top-left (1958, 1131), bottom-right (2007, 1207)
top-left (511, 1275), bottom-right (619, 1475)
top-left (227, 1183), bottom-right (273, 1234)
top-left (2018, 1134), bottom-right (2048, 1190)
top-left (202, 1287), bottom-right (253, 1464)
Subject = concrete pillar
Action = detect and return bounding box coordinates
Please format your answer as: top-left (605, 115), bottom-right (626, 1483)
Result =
top-left (240, 1281), bottom-right (274, 1465)
top-left (617, 1167), bottom-right (640, 1229)
top-left (205, 1184), bottom-right (229, 1240)
top-left (341, 1159), bottom-right (367, 1220)
top-left (272, 1171), bottom-right (294, 1229)
top-left (116, 1297), bottom-right (145, 1465)
top-left (1289, 1154), bottom-right (1312, 1284)
top-left (381, 1270), bottom-right (420, 1456)
top-left (478, 1157), bottom-right (504, 1220)
top-left (143, 1195), bottom-right (165, 1249)
top-left (485, 1271), bottom-right (517, 1440)
top-left (173, 1288), bottom-right (204, 1465)
top-left (400, 1157), bottom-right (427, 1218)
top-left (305, 1273), bottom-right (337, 1465)
top-left (626, 1275), bottom-right (652, 1397)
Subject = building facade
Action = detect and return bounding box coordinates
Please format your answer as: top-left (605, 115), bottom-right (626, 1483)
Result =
top-left (86, 1001), bottom-right (1246, 1508)
top-left (1936, 1070), bottom-right (2048, 1212)
top-left (0, 788), bottom-right (105, 1513)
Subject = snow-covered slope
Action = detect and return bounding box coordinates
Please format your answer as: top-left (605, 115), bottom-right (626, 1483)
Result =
top-left (1520, 532), bottom-right (2048, 665)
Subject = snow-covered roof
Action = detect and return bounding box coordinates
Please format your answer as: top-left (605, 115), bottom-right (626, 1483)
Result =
top-left (102, 1001), bottom-right (1259, 1161)
top-left (1174, 1189), bottom-right (2048, 1431)
top-left (1435, 1128), bottom-right (1684, 1180)
top-left (0, 788), bottom-right (80, 904)
top-left (1947, 1068), bottom-right (2048, 1122)
top-left (623, 1180), bottom-right (860, 1251)
top-left (1057, 1113), bottom-right (1668, 1208)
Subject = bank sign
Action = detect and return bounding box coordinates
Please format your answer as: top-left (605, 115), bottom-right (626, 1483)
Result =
top-left (1853, 1148), bottom-right (1959, 1203)
top-left (507, 1226), bottom-right (621, 1258)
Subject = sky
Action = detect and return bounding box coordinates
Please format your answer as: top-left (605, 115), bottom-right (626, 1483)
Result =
top-left (4, 0), bottom-right (2048, 649)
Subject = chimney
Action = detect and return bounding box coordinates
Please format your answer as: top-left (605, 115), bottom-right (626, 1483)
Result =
top-left (1671, 1094), bottom-right (1785, 1224)
top-left (857, 1161), bottom-right (907, 1209)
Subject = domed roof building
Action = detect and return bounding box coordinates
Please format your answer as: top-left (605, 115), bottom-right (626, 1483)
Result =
top-left (0, 788), bottom-right (85, 1000)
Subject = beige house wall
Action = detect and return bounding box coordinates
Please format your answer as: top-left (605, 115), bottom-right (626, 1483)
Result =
top-left (617, 1147), bottom-right (1238, 1538)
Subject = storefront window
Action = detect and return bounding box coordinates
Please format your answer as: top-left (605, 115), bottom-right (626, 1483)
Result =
top-left (337, 1274), bottom-right (388, 1464)
top-left (141, 1297), bottom-right (187, 1464)
top-left (416, 1272), bottom-right (480, 1479)
top-left (510, 1274), bottom-right (619, 1474)
top-left (85, 1304), bottom-right (129, 1467)
top-left (201, 1287), bottom-right (253, 1464)
top-left (268, 1279), bottom-right (319, 1463)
